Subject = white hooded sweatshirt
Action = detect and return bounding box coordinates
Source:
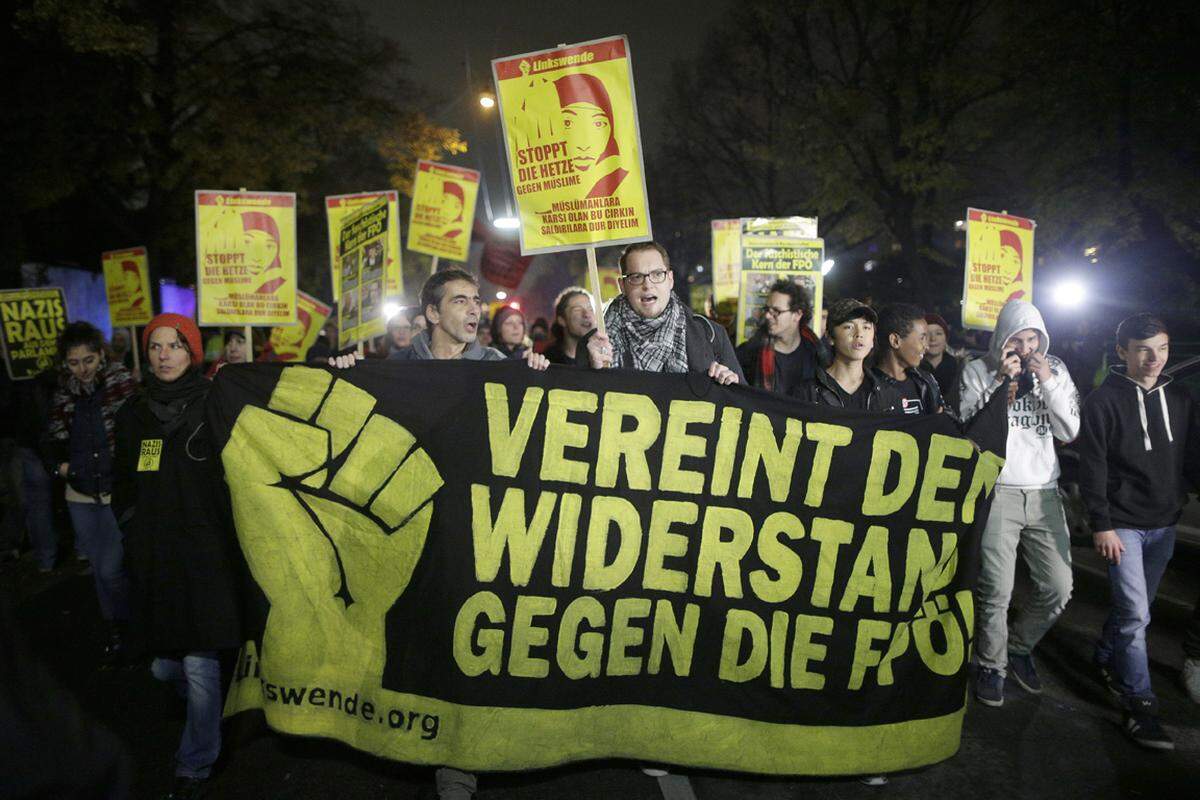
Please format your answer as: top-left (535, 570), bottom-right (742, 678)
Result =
top-left (958, 300), bottom-right (1080, 488)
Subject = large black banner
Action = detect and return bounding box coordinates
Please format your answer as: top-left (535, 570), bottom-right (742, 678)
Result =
top-left (206, 362), bottom-right (1005, 775)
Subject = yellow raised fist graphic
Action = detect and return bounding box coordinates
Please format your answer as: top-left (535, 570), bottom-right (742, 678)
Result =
top-left (223, 367), bottom-right (443, 685)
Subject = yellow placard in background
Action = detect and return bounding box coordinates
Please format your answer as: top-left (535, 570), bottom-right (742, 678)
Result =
top-left (493, 35), bottom-right (651, 255)
top-left (195, 190), bottom-right (297, 326)
top-left (736, 219), bottom-right (823, 345)
top-left (102, 247), bottom-right (153, 327)
top-left (268, 291), bottom-right (332, 362)
top-left (337, 198), bottom-right (389, 349)
top-left (408, 161), bottom-right (480, 263)
top-left (962, 207), bottom-right (1035, 331)
top-left (327, 191), bottom-right (403, 301)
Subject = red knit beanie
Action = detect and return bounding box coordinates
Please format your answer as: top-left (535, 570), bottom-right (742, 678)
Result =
top-left (143, 313), bottom-right (204, 366)
top-left (925, 313), bottom-right (950, 334)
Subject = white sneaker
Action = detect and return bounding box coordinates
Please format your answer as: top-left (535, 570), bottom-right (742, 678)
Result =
top-left (641, 767), bottom-right (670, 777)
top-left (1182, 658), bottom-right (1200, 704)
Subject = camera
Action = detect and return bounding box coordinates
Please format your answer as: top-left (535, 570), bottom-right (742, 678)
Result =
top-left (1005, 349), bottom-right (1035, 399)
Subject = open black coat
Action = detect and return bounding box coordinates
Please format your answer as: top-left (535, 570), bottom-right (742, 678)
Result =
top-left (112, 389), bottom-right (244, 656)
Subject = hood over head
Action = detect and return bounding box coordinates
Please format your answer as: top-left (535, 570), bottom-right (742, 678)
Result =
top-left (987, 299), bottom-right (1049, 367)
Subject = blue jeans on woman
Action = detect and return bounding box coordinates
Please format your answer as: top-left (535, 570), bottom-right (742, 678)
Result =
top-left (152, 653), bottom-right (222, 779)
top-left (1094, 527), bottom-right (1176, 700)
top-left (66, 501), bottom-right (130, 622)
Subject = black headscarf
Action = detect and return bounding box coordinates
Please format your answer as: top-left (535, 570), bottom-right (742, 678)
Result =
top-left (144, 368), bottom-right (209, 434)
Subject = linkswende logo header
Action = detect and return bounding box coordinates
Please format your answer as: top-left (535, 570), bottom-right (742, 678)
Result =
top-left (523, 51), bottom-right (596, 74)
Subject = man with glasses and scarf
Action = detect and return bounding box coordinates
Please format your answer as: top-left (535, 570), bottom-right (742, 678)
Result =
top-left (578, 242), bottom-right (743, 384)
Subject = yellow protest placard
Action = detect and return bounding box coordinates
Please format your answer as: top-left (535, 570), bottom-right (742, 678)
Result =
top-left (0, 287), bottom-right (67, 380)
top-left (268, 291), bottom-right (332, 362)
top-left (326, 191), bottom-right (403, 301)
top-left (195, 190), bottom-right (297, 326)
top-left (492, 35), bottom-right (652, 255)
top-left (711, 220), bottom-right (741, 308)
top-left (736, 218), bottom-right (824, 345)
top-left (101, 247), bottom-right (153, 327)
top-left (962, 208), bottom-right (1035, 330)
top-left (337, 198), bottom-right (389, 349)
top-left (408, 161), bottom-right (480, 263)
top-left (597, 266), bottom-right (621, 302)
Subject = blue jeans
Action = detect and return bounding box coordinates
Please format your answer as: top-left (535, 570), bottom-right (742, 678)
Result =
top-left (1094, 527), bottom-right (1175, 700)
top-left (152, 653), bottom-right (222, 779)
top-left (19, 447), bottom-right (58, 569)
top-left (67, 501), bottom-right (131, 622)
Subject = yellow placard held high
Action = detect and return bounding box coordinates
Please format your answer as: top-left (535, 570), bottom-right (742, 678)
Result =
top-left (268, 291), bottom-right (332, 363)
top-left (326, 191), bottom-right (403, 301)
top-left (962, 208), bottom-right (1035, 331)
top-left (337, 198), bottom-right (389, 349)
top-left (736, 218), bottom-right (823, 345)
top-left (408, 161), bottom-right (480, 263)
top-left (492, 35), bottom-right (652, 255)
top-left (101, 247), bottom-right (153, 327)
top-left (711, 220), bottom-right (741, 309)
top-left (195, 190), bottom-right (297, 326)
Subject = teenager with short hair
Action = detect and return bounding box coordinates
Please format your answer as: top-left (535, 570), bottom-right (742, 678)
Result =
top-left (790, 298), bottom-right (899, 411)
top-left (871, 303), bottom-right (947, 416)
top-left (1079, 313), bottom-right (1200, 750)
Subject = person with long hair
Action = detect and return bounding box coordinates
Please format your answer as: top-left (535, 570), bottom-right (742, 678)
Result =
top-left (46, 322), bottom-right (138, 663)
top-left (489, 305), bottom-right (529, 360)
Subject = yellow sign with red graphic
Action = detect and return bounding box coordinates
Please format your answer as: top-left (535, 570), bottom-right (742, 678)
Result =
top-left (408, 161), bottom-right (480, 262)
top-left (492, 35), bottom-right (651, 255)
top-left (101, 246), bottom-right (153, 327)
top-left (962, 208), bottom-right (1035, 331)
top-left (195, 190), bottom-right (297, 326)
top-left (326, 191), bottom-right (403, 301)
top-left (711, 220), bottom-right (741, 308)
top-left (268, 291), bottom-right (331, 363)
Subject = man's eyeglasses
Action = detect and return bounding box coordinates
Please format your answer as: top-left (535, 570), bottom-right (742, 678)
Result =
top-left (763, 305), bottom-right (795, 317)
top-left (620, 269), bottom-right (670, 286)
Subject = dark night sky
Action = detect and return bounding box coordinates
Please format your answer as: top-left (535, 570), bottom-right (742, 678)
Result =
top-left (351, 0), bottom-right (729, 217)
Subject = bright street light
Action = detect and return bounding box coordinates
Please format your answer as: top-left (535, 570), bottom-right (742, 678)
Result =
top-left (479, 94), bottom-right (495, 109)
top-left (1052, 278), bottom-right (1088, 309)
top-left (493, 216), bottom-right (520, 229)
top-left (496, 291), bottom-right (508, 300)
top-left (821, 259), bottom-right (835, 275)
top-left (383, 302), bottom-right (402, 321)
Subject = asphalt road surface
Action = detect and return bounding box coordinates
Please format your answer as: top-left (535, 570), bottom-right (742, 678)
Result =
top-left (5, 541), bottom-right (1199, 799)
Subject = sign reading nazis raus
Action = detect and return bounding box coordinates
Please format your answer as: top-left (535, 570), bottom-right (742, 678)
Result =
top-left (207, 363), bottom-right (1005, 775)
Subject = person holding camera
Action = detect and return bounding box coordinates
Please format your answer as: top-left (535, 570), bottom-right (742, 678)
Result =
top-left (958, 299), bottom-right (1081, 708)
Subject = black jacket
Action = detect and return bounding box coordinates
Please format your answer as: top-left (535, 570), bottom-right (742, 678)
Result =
top-left (576, 314), bottom-right (745, 382)
top-left (113, 390), bottom-right (244, 655)
top-left (790, 367), bottom-right (902, 412)
top-left (1078, 367), bottom-right (1200, 531)
top-left (736, 334), bottom-right (828, 394)
top-left (871, 365), bottom-right (952, 418)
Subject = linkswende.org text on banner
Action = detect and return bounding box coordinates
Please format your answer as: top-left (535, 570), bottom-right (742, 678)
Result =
top-left (208, 362), bottom-right (1004, 775)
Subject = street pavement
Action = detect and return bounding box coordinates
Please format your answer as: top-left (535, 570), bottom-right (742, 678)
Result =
top-left (5, 542), bottom-right (1199, 800)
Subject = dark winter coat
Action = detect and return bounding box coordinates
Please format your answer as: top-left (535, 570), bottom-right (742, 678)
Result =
top-left (575, 314), bottom-right (745, 382)
top-left (46, 362), bottom-right (137, 497)
top-left (112, 387), bottom-right (244, 655)
top-left (871, 365), bottom-right (954, 418)
top-left (736, 332), bottom-right (828, 394)
top-left (790, 367), bottom-right (903, 412)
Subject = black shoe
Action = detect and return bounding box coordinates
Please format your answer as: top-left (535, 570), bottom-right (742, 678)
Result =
top-left (1123, 698), bottom-right (1174, 751)
top-left (1008, 652), bottom-right (1042, 694)
top-left (161, 776), bottom-right (208, 799)
top-left (100, 624), bottom-right (124, 668)
top-left (1096, 661), bottom-right (1120, 697)
top-left (975, 667), bottom-right (1004, 707)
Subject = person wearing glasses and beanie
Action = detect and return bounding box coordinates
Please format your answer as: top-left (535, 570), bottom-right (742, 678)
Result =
top-left (577, 242), bottom-right (743, 385)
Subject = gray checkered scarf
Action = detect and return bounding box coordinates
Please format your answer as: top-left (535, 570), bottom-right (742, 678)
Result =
top-left (605, 292), bottom-right (689, 373)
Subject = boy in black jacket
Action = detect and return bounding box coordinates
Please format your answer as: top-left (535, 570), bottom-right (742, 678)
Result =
top-left (1079, 313), bottom-right (1200, 751)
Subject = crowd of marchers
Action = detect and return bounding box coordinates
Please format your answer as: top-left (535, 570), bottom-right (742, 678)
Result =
top-left (1, 240), bottom-right (1198, 800)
